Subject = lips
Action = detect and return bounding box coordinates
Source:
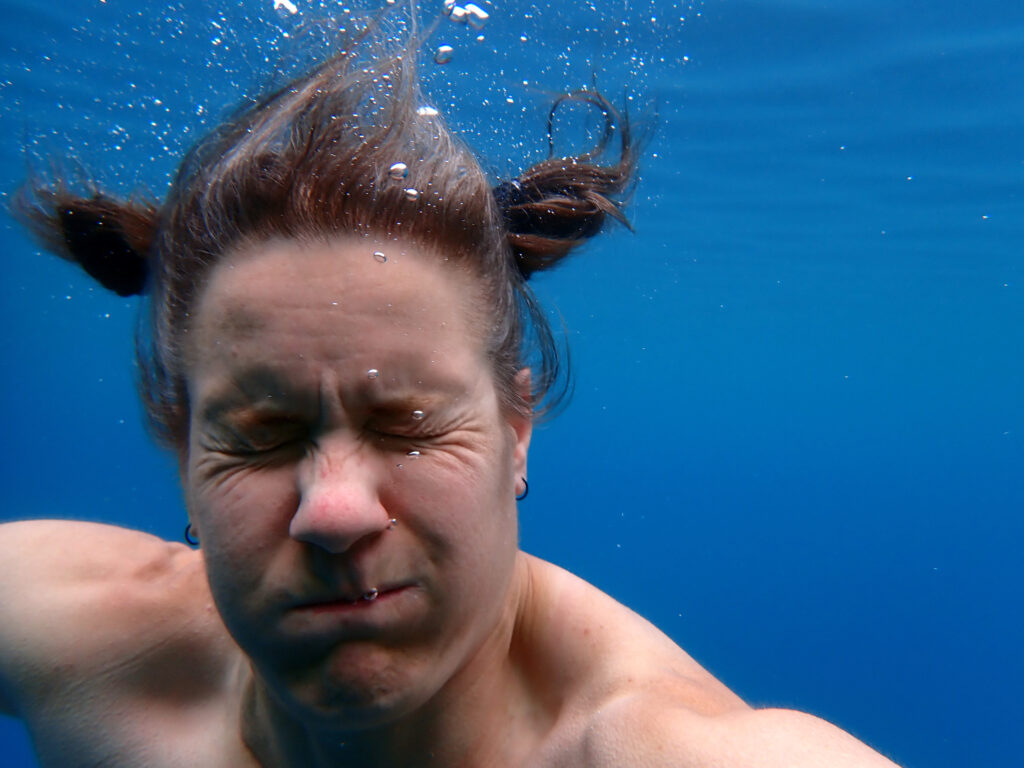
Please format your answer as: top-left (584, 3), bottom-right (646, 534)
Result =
top-left (307, 588), bottom-right (380, 606)
top-left (293, 584), bottom-right (410, 612)
top-left (274, 584), bottom-right (424, 647)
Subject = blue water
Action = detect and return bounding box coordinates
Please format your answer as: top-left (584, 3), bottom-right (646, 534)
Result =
top-left (1, 1), bottom-right (1021, 766)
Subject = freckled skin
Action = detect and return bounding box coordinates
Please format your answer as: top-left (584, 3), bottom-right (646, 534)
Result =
top-left (0, 236), bottom-right (903, 768)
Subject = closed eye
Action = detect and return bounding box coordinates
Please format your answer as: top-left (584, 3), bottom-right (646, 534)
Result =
top-left (206, 436), bottom-right (305, 460)
top-left (204, 418), bottom-right (309, 457)
top-left (366, 424), bottom-right (443, 447)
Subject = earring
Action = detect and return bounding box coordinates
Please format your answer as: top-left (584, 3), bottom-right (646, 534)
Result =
top-left (516, 477), bottom-right (529, 501)
top-left (184, 523), bottom-right (200, 547)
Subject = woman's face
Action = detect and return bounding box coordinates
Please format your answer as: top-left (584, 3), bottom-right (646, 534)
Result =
top-left (183, 236), bottom-right (531, 727)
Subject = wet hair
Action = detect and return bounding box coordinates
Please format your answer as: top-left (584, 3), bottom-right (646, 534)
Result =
top-left (13, 21), bottom-right (637, 452)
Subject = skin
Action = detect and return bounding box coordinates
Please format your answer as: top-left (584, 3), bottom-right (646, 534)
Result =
top-left (0, 236), bottom-right (903, 767)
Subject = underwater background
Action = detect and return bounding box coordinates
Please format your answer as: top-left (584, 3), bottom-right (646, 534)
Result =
top-left (1, 1), bottom-right (1021, 766)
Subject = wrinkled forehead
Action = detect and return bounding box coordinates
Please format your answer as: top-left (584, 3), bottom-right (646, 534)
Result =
top-left (187, 235), bottom-right (488, 368)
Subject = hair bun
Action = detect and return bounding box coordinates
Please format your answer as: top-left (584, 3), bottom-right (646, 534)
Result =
top-left (14, 191), bottom-right (159, 297)
top-left (57, 203), bottom-right (149, 296)
top-left (493, 91), bottom-right (637, 279)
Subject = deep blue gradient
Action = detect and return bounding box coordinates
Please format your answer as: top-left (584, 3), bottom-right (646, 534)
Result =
top-left (1, 2), bottom-right (1021, 767)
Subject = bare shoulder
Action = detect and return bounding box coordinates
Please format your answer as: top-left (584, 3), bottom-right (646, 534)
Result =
top-left (519, 555), bottom-right (746, 717)
top-left (518, 556), bottom-right (900, 768)
top-left (583, 698), bottom-right (903, 767)
top-left (0, 520), bottom-right (230, 719)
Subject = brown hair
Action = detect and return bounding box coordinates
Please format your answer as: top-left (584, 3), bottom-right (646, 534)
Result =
top-left (13, 23), bottom-right (637, 451)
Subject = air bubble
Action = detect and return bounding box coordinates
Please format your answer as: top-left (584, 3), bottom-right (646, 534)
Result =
top-left (442, 0), bottom-right (456, 15)
top-left (388, 161), bottom-right (408, 179)
top-left (449, 6), bottom-right (468, 23)
top-left (372, 251), bottom-right (387, 263)
top-left (416, 106), bottom-right (440, 117)
top-left (434, 45), bottom-right (454, 64)
top-left (411, 410), bottom-right (425, 420)
top-left (404, 188), bottom-right (420, 201)
top-left (362, 588), bottom-right (379, 602)
top-left (465, 3), bottom-right (489, 29)
top-left (407, 450), bottom-right (421, 458)
top-left (388, 518), bottom-right (398, 529)
top-left (367, 368), bottom-right (380, 379)
top-left (274, 0), bottom-right (298, 17)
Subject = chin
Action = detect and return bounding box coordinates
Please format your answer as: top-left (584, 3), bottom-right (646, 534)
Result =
top-left (272, 645), bottom-right (441, 730)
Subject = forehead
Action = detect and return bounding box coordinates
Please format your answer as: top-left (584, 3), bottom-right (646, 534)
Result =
top-left (189, 236), bottom-right (484, 379)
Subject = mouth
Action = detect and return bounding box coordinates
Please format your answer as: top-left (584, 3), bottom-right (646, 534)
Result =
top-left (278, 584), bottom-right (422, 643)
top-left (296, 585), bottom-right (410, 614)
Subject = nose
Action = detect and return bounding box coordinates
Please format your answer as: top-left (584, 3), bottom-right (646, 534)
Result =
top-left (290, 435), bottom-right (392, 554)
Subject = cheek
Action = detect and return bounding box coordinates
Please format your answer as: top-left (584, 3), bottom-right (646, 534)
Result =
top-left (396, 437), bottom-right (517, 565)
top-left (188, 460), bottom-right (299, 565)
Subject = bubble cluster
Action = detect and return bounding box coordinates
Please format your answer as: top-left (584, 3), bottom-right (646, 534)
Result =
top-left (444, 2), bottom-right (489, 28)
top-left (439, 1), bottom-right (491, 63)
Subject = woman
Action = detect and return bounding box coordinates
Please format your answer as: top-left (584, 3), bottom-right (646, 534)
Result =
top-left (0, 15), bottom-right (900, 768)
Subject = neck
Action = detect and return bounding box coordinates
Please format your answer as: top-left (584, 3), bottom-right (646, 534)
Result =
top-left (240, 554), bottom-right (547, 768)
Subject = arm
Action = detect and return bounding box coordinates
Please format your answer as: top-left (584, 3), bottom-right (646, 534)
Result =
top-left (587, 698), bottom-right (902, 768)
top-left (0, 520), bottom-right (210, 720)
top-left (702, 708), bottom-right (903, 768)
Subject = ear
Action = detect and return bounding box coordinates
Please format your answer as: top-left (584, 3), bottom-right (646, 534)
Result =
top-left (509, 368), bottom-right (533, 486)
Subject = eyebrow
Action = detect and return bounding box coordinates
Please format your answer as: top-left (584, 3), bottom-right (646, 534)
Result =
top-left (217, 303), bottom-right (266, 338)
top-left (197, 367), bottom-right (308, 423)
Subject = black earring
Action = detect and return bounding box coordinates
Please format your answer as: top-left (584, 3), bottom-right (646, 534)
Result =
top-left (516, 478), bottom-right (529, 501)
top-left (184, 523), bottom-right (200, 547)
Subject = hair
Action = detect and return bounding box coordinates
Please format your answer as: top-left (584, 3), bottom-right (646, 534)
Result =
top-left (13, 16), bottom-right (638, 452)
